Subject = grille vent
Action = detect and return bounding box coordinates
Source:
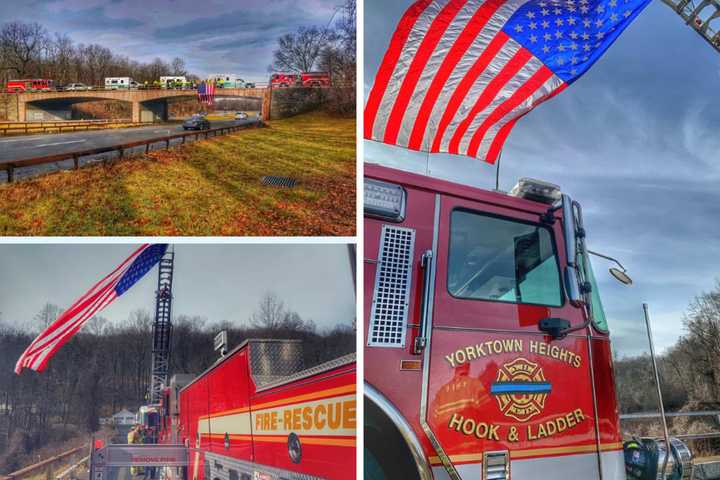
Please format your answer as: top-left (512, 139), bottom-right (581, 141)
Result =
top-left (367, 225), bottom-right (415, 348)
top-left (483, 451), bottom-right (510, 480)
top-left (261, 176), bottom-right (297, 187)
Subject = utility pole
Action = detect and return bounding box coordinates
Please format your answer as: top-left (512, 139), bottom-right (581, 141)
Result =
top-left (148, 248), bottom-right (174, 404)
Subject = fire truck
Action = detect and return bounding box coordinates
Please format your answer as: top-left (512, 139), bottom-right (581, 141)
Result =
top-left (270, 73), bottom-right (300, 88)
top-left (363, 164), bottom-right (693, 480)
top-left (90, 339), bottom-right (355, 480)
top-left (5, 78), bottom-right (55, 93)
top-left (299, 72), bottom-right (331, 88)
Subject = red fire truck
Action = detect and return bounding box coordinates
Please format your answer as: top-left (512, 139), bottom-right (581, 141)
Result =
top-left (363, 164), bottom-right (693, 480)
top-left (300, 72), bottom-right (331, 88)
top-left (156, 338), bottom-right (356, 480)
top-left (270, 73), bottom-right (300, 88)
top-left (5, 78), bottom-right (55, 93)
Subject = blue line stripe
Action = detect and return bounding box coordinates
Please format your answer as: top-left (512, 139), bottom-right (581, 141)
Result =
top-left (491, 382), bottom-right (552, 395)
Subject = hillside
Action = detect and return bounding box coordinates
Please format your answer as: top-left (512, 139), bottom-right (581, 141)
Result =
top-left (0, 111), bottom-right (355, 236)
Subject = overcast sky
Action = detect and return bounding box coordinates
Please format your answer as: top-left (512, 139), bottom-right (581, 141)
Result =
top-left (365, 0), bottom-right (720, 356)
top-left (0, 0), bottom-right (343, 82)
top-left (0, 243), bottom-right (355, 334)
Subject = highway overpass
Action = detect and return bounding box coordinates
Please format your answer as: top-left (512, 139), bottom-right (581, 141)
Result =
top-left (14, 88), bottom-right (270, 122)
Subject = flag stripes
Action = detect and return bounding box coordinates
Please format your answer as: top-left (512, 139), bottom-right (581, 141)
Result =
top-left (364, 0), bottom-right (651, 163)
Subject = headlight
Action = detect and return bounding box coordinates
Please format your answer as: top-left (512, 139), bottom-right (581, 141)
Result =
top-left (364, 178), bottom-right (406, 222)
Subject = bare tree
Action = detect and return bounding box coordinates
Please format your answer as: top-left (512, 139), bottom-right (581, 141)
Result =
top-left (0, 21), bottom-right (48, 77)
top-left (271, 26), bottom-right (329, 73)
top-left (250, 293), bottom-right (286, 330)
top-left (171, 57), bottom-right (187, 76)
top-left (33, 303), bottom-right (61, 332)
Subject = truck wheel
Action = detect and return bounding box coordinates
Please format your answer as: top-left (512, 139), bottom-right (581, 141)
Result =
top-left (365, 397), bottom-right (421, 480)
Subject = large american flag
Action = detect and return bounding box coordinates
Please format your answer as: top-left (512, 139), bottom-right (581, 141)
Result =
top-left (364, 0), bottom-right (651, 163)
top-left (15, 244), bottom-right (168, 374)
top-left (198, 81), bottom-right (216, 105)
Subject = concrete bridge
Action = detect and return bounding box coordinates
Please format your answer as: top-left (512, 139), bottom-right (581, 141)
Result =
top-left (16, 87), bottom-right (271, 122)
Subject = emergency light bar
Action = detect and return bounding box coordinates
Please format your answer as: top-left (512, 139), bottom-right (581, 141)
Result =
top-left (510, 178), bottom-right (562, 205)
top-left (364, 178), bottom-right (406, 222)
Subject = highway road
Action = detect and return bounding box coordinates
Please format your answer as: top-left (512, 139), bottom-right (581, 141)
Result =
top-left (0, 118), bottom-right (258, 181)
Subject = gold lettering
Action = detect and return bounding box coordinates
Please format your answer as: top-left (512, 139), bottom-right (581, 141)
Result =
top-left (445, 354), bottom-right (457, 367)
top-left (314, 405), bottom-right (326, 429)
top-left (327, 402), bottom-right (342, 429)
top-left (448, 413), bottom-right (463, 431)
top-left (283, 409), bottom-right (292, 430)
top-left (465, 346), bottom-right (477, 362)
top-left (292, 407), bottom-right (301, 430)
top-left (342, 400), bottom-right (356, 429)
top-left (461, 418), bottom-right (476, 435)
top-left (302, 407), bottom-right (313, 430)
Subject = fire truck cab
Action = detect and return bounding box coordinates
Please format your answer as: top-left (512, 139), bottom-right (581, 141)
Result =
top-left (363, 164), bottom-right (692, 480)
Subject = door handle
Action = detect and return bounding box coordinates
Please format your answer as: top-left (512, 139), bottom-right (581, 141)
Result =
top-left (414, 250), bottom-right (434, 354)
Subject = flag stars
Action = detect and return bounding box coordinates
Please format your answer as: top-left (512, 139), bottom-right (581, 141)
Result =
top-left (542, 44), bottom-right (550, 53)
top-left (555, 17), bottom-right (564, 26)
top-left (583, 18), bottom-right (591, 28)
top-left (583, 43), bottom-right (591, 51)
top-left (515, 24), bottom-right (524, 32)
top-left (624, 9), bottom-right (632, 17)
top-left (542, 19), bottom-right (550, 28)
top-left (595, 18), bottom-right (604, 27)
top-left (610, 0), bottom-right (618, 7)
top-left (529, 21), bottom-right (537, 29)
top-left (567, 16), bottom-right (577, 25)
top-left (542, 8), bottom-right (549, 15)
top-left (610, 12), bottom-right (619, 21)
top-left (570, 30), bottom-right (579, 39)
top-left (557, 57), bottom-right (565, 65)
top-left (558, 43), bottom-right (566, 51)
top-left (596, 31), bottom-right (605, 39)
top-left (582, 31), bottom-right (590, 40)
top-left (530, 33), bottom-right (538, 43)
top-left (555, 30), bottom-right (563, 38)
top-left (570, 41), bottom-right (578, 50)
top-left (554, 7), bottom-right (563, 14)
top-left (544, 32), bottom-right (552, 41)
top-left (580, 5), bottom-right (589, 13)
top-left (526, 10), bottom-right (536, 19)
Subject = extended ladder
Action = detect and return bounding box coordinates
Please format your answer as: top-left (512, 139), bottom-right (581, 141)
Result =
top-left (149, 249), bottom-right (174, 405)
top-left (662, 0), bottom-right (720, 53)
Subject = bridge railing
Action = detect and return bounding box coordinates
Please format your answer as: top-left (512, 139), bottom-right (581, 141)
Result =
top-left (620, 410), bottom-right (720, 442)
top-left (2, 121), bottom-right (262, 183)
top-left (0, 444), bottom-right (87, 480)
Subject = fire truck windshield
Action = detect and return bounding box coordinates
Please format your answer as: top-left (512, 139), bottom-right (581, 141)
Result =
top-left (448, 209), bottom-right (563, 306)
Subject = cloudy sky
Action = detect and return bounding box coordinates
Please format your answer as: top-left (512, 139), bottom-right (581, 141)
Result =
top-left (365, 0), bottom-right (720, 356)
top-left (0, 0), bottom-right (343, 82)
top-left (0, 243), bottom-right (356, 334)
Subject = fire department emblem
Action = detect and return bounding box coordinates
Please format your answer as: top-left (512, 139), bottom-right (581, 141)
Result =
top-left (491, 357), bottom-right (551, 422)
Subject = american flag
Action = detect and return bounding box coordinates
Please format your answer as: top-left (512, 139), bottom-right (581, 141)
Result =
top-left (198, 81), bottom-right (216, 105)
top-left (364, 0), bottom-right (651, 163)
top-left (15, 244), bottom-right (168, 374)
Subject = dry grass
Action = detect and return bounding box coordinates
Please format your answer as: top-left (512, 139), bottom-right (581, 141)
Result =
top-left (0, 111), bottom-right (355, 236)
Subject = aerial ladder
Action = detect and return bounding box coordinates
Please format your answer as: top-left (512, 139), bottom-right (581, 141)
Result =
top-left (149, 248), bottom-right (174, 405)
top-left (663, 0), bottom-right (720, 52)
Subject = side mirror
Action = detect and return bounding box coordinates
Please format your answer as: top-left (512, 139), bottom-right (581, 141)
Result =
top-left (561, 194), bottom-right (583, 306)
top-left (609, 267), bottom-right (633, 285)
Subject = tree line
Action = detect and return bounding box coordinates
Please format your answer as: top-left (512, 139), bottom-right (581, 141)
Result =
top-left (0, 293), bottom-right (354, 472)
top-left (614, 281), bottom-right (720, 453)
top-left (0, 20), bottom-right (192, 87)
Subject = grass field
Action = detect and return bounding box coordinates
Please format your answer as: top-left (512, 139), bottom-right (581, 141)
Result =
top-left (0, 111), bottom-right (355, 236)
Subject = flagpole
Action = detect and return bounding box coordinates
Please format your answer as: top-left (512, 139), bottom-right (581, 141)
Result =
top-left (495, 148), bottom-right (503, 191)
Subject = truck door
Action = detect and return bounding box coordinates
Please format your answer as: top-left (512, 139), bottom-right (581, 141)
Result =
top-left (421, 194), bottom-right (603, 480)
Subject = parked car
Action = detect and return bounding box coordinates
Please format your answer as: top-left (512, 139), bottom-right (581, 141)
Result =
top-left (183, 114), bottom-right (210, 131)
top-left (235, 111), bottom-right (248, 120)
top-left (65, 83), bottom-right (91, 91)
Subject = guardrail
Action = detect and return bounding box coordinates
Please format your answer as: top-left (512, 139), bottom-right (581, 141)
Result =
top-left (4, 83), bottom-right (270, 94)
top-left (621, 410), bottom-right (720, 442)
top-left (0, 444), bottom-right (87, 480)
top-left (55, 455), bottom-right (89, 480)
top-left (2, 121), bottom-right (261, 183)
top-left (0, 119), bottom-right (152, 135)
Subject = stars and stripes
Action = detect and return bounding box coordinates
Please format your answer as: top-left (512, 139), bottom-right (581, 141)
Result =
top-left (198, 81), bottom-right (216, 105)
top-left (14, 244), bottom-right (168, 375)
top-left (364, 0), bottom-right (651, 164)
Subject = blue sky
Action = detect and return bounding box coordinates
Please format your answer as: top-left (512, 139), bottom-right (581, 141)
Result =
top-left (365, 0), bottom-right (720, 356)
top-left (0, 244), bottom-right (356, 333)
top-left (0, 0), bottom-right (343, 82)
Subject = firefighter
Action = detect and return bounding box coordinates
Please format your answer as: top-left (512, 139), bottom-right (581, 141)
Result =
top-left (128, 425), bottom-right (145, 476)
